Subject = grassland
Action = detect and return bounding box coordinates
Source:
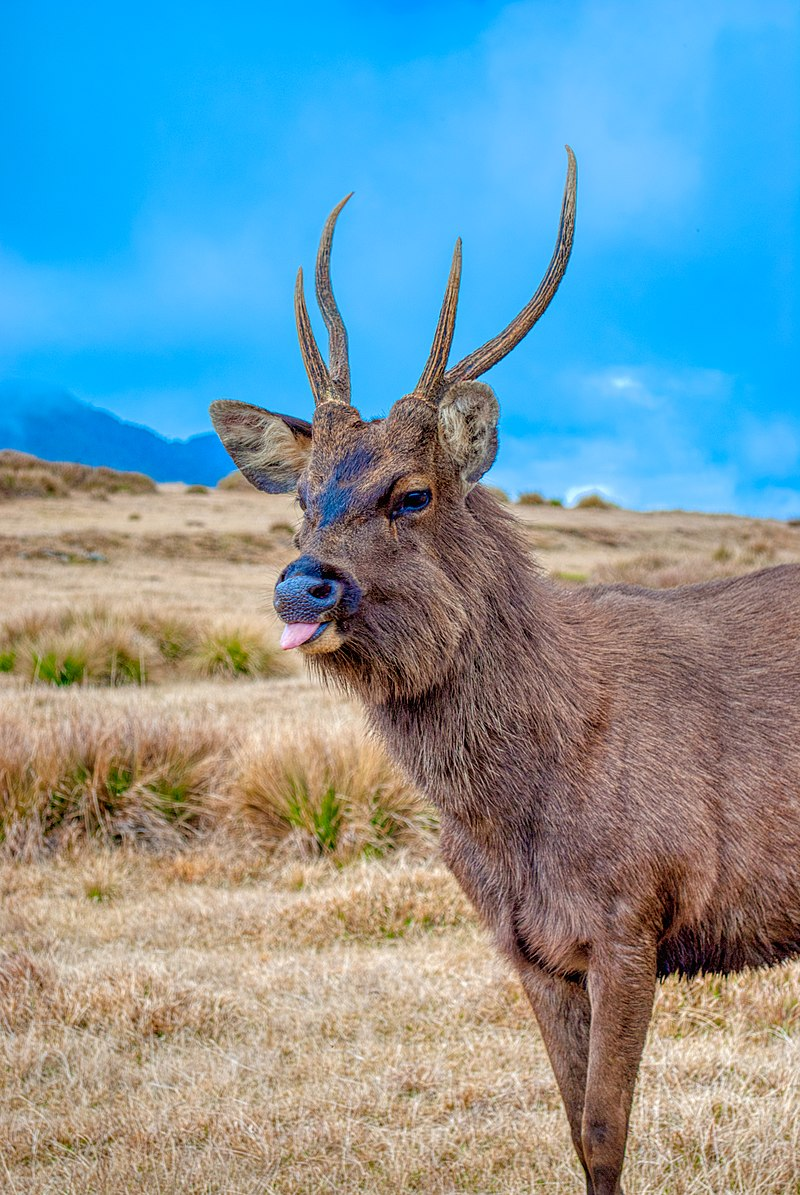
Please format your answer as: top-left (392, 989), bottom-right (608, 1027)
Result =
top-left (1, 474), bottom-right (800, 1193)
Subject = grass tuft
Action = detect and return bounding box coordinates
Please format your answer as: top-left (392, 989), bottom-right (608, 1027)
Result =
top-left (0, 450), bottom-right (156, 498)
top-left (190, 624), bottom-right (284, 679)
top-left (232, 725), bottom-right (437, 863)
top-left (0, 606), bottom-right (284, 686)
top-left (575, 492), bottom-right (618, 510)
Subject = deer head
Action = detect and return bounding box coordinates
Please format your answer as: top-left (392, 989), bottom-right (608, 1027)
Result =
top-left (211, 148), bottom-right (576, 699)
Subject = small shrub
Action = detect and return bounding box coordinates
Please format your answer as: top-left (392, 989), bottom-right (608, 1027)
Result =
top-left (483, 485), bottom-right (510, 504)
top-left (575, 492), bottom-right (617, 510)
top-left (191, 626), bottom-right (283, 679)
top-left (0, 650), bottom-right (15, 673)
top-left (185, 484), bottom-right (209, 495)
top-left (217, 470), bottom-right (253, 492)
top-left (232, 726), bottom-right (437, 863)
top-left (517, 491), bottom-right (546, 505)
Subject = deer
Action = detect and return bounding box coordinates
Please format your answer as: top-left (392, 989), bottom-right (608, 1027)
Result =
top-left (209, 148), bottom-right (800, 1194)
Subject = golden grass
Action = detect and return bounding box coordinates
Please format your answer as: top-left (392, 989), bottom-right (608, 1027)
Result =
top-left (0, 449), bottom-right (156, 498)
top-left (232, 723), bottom-right (437, 862)
top-left (1, 485), bottom-right (800, 1191)
top-left (0, 703), bottom-right (431, 863)
top-left (0, 605), bottom-right (286, 686)
top-left (0, 853), bottom-right (798, 1193)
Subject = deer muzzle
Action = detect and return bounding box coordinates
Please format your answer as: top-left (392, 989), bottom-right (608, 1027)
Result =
top-left (274, 555), bottom-right (360, 651)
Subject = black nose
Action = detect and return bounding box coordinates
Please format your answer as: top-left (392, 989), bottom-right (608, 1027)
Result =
top-left (274, 561), bottom-right (345, 623)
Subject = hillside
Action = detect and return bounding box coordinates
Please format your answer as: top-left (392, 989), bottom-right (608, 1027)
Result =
top-left (0, 382), bottom-right (233, 485)
top-left (1, 485), bottom-right (799, 1193)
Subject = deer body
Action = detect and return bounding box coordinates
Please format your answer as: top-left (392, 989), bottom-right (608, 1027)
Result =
top-left (369, 499), bottom-right (800, 985)
top-left (210, 152), bottom-right (800, 1193)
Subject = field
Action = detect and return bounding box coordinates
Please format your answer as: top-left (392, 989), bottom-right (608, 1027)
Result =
top-left (2, 472), bottom-right (800, 1193)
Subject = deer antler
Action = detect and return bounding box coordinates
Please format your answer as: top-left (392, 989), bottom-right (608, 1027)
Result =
top-left (295, 194), bottom-right (353, 406)
top-left (445, 146), bottom-right (576, 385)
top-left (414, 146), bottom-right (577, 402)
top-left (413, 239), bottom-right (462, 399)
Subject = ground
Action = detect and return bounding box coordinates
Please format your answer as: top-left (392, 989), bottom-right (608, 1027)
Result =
top-left (1, 481), bottom-right (799, 1193)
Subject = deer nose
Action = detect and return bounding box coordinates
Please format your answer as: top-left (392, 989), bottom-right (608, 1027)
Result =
top-left (274, 562), bottom-right (345, 624)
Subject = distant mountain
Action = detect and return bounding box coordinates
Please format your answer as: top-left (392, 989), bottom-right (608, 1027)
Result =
top-left (0, 382), bottom-right (234, 485)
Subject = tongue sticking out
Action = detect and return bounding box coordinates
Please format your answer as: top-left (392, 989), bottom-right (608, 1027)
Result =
top-left (280, 622), bottom-right (322, 651)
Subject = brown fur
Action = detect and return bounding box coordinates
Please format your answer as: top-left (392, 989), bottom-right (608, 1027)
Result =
top-left (212, 393), bottom-right (800, 1194)
top-left (209, 164), bottom-right (800, 1190)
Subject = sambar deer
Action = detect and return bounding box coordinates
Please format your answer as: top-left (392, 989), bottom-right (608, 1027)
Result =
top-left (210, 148), bottom-right (800, 1194)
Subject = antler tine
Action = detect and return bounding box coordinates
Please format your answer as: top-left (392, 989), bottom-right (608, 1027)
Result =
top-left (294, 267), bottom-right (333, 405)
top-left (315, 193), bottom-right (353, 404)
top-left (414, 238), bottom-right (462, 401)
top-left (445, 146), bottom-right (577, 385)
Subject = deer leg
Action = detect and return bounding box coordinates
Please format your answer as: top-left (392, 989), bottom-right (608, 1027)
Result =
top-left (580, 946), bottom-right (657, 1195)
top-left (518, 966), bottom-right (595, 1192)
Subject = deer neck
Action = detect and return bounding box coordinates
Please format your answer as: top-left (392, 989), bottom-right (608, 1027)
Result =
top-left (365, 490), bottom-right (601, 830)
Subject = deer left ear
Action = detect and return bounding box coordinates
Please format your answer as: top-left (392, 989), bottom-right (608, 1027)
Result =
top-left (210, 400), bottom-right (312, 493)
top-left (437, 381), bottom-right (499, 491)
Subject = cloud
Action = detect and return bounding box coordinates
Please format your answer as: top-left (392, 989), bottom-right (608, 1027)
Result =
top-left (0, 217), bottom-right (283, 356)
top-left (735, 415), bottom-right (800, 479)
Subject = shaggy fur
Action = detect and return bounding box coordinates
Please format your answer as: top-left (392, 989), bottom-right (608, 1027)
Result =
top-left (210, 147), bottom-right (796, 1195)
top-left (213, 393), bottom-right (800, 1195)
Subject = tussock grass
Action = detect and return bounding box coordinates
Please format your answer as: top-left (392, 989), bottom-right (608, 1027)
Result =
top-left (191, 623), bottom-right (283, 678)
top-left (0, 707), bottom-right (432, 863)
top-left (0, 605), bottom-right (285, 686)
top-left (0, 449), bottom-right (156, 498)
top-left (518, 490), bottom-right (563, 506)
top-left (232, 724), bottom-right (437, 862)
top-left (216, 468), bottom-right (254, 491)
top-left (575, 491), bottom-right (618, 510)
top-left (0, 708), bottom-right (229, 853)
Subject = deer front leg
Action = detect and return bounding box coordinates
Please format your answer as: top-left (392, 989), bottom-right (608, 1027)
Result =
top-left (581, 944), bottom-right (657, 1195)
top-left (518, 966), bottom-right (595, 1193)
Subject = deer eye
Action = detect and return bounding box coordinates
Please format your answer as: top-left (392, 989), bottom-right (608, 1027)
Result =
top-left (391, 489), bottom-right (431, 519)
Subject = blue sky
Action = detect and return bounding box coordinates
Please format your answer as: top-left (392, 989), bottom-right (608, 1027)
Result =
top-left (2, 0), bottom-right (798, 514)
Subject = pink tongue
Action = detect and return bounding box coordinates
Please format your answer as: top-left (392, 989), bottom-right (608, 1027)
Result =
top-left (280, 622), bottom-right (321, 650)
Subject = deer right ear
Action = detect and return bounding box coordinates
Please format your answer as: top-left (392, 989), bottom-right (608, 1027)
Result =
top-left (209, 400), bottom-right (312, 494)
top-left (436, 381), bottom-right (499, 492)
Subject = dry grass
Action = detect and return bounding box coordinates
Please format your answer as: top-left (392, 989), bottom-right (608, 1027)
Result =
top-left (0, 853), bottom-right (798, 1193)
top-left (592, 542), bottom-right (784, 588)
top-left (0, 605), bottom-right (286, 686)
top-left (0, 449), bottom-right (156, 498)
top-left (0, 703), bottom-right (431, 863)
top-left (1, 484), bottom-right (800, 1191)
top-left (233, 723), bottom-right (437, 862)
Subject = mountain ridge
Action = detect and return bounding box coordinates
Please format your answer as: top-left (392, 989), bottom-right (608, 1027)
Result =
top-left (0, 382), bottom-right (233, 485)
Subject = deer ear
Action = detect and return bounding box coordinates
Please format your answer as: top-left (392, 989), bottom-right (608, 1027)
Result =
top-left (437, 381), bottom-right (499, 491)
top-left (209, 400), bottom-right (312, 493)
